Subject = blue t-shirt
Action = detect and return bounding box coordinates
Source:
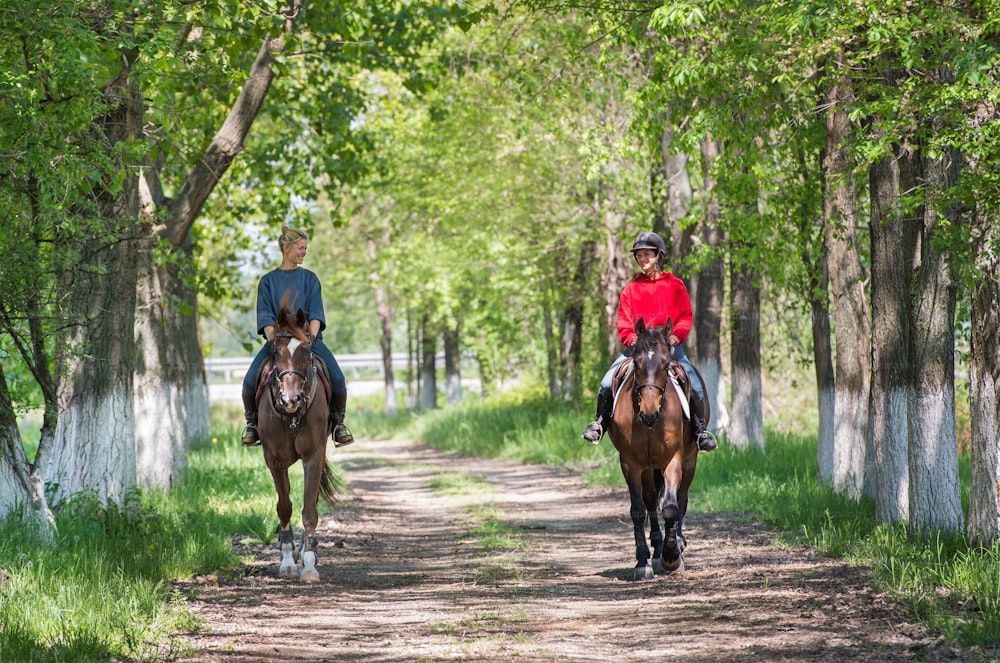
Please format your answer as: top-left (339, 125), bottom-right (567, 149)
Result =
top-left (256, 268), bottom-right (326, 340)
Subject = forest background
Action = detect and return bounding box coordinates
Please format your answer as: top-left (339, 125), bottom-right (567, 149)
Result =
top-left (1, 0), bottom-right (999, 655)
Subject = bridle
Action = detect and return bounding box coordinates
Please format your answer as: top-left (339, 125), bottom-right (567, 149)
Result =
top-left (268, 331), bottom-right (317, 432)
top-left (632, 347), bottom-right (669, 399)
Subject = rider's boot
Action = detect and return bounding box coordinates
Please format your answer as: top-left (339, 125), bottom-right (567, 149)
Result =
top-left (581, 387), bottom-right (613, 444)
top-left (241, 392), bottom-right (260, 447)
top-left (330, 392), bottom-right (354, 448)
top-left (690, 393), bottom-right (717, 452)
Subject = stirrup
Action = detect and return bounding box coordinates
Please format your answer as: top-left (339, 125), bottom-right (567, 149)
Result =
top-left (333, 423), bottom-right (354, 448)
top-left (581, 420), bottom-right (604, 444)
top-left (696, 429), bottom-right (718, 452)
top-left (241, 424), bottom-right (260, 447)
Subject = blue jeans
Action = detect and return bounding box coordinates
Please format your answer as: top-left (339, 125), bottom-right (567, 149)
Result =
top-left (599, 345), bottom-right (703, 401)
top-left (241, 339), bottom-right (347, 405)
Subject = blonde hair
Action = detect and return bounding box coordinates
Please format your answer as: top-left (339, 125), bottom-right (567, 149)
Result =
top-left (279, 226), bottom-right (309, 247)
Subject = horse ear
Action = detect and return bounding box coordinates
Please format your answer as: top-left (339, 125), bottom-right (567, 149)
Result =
top-left (295, 308), bottom-right (307, 330)
top-left (276, 308), bottom-right (289, 327)
top-left (635, 318), bottom-right (646, 335)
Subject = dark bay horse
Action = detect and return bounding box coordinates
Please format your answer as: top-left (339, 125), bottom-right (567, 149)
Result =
top-left (257, 305), bottom-right (337, 581)
top-left (607, 318), bottom-right (706, 580)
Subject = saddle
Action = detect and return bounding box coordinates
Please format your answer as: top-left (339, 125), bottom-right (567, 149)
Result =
top-left (254, 355), bottom-right (332, 406)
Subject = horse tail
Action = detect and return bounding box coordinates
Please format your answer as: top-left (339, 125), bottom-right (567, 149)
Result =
top-left (319, 460), bottom-right (345, 508)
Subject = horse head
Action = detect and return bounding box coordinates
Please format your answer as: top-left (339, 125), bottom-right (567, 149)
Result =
top-left (270, 306), bottom-right (315, 415)
top-left (632, 317), bottom-right (674, 428)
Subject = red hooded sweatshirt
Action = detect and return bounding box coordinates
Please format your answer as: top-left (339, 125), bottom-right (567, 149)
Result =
top-left (616, 271), bottom-right (693, 347)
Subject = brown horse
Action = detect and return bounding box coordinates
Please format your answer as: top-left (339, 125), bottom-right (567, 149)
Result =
top-left (257, 305), bottom-right (337, 581)
top-left (607, 318), bottom-right (706, 580)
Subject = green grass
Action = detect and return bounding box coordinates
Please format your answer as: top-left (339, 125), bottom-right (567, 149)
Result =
top-left (3, 386), bottom-right (995, 659)
top-left (0, 417), bottom-right (339, 662)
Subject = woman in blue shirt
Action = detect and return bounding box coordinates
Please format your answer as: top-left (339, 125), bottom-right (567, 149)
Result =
top-left (241, 226), bottom-right (354, 448)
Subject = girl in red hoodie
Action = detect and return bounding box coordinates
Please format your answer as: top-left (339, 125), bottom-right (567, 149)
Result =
top-left (581, 232), bottom-right (717, 451)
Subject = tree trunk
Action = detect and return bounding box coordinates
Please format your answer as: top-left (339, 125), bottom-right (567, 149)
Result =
top-left (543, 305), bottom-right (560, 400)
top-left (823, 74), bottom-right (871, 501)
top-left (560, 241), bottom-right (591, 401)
top-left (0, 363), bottom-right (55, 535)
top-left (407, 309), bottom-right (417, 408)
top-left (133, 237), bottom-right (207, 490)
top-left (476, 352), bottom-right (496, 400)
top-left (798, 144), bottom-right (835, 481)
top-left (419, 315), bottom-right (437, 410)
top-left (369, 240), bottom-right (397, 415)
top-left (657, 124), bottom-right (694, 269)
top-left (444, 325), bottom-right (462, 405)
top-left (599, 191), bottom-right (630, 360)
top-left (696, 137), bottom-right (729, 434)
top-left (968, 203), bottom-right (1000, 545)
top-left (42, 57), bottom-right (143, 504)
top-left (810, 277), bottom-right (836, 483)
top-left (868, 148), bottom-right (911, 523)
top-left (729, 259), bottom-right (764, 450)
top-left (0, 212), bottom-right (59, 529)
top-left (906, 147), bottom-right (962, 534)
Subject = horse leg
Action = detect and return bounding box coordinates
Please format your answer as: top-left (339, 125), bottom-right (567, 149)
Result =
top-left (621, 462), bottom-right (653, 581)
top-left (672, 451), bottom-right (697, 566)
top-left (659, 455), bottom-right (684, 574)
top-left (648, 470), bottom-right (666, 574)
top-left (297, 453), bottom-right (324, 583)
top-left (269, 465), bottom-right (298, 579)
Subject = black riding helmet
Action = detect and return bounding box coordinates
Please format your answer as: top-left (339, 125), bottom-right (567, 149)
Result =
top-left (630, 232), bottom-right (666, 258)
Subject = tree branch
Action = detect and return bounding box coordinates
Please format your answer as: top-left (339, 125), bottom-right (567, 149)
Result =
top-left (165, 0), bottom-right (304, 247)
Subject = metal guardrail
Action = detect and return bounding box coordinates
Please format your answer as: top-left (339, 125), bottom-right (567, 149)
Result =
top-left (204, 353), bottom-right (442, 383)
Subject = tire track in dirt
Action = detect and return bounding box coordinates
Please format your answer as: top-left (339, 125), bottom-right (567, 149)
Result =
top-left (176, 438), bottom-right (964, 662)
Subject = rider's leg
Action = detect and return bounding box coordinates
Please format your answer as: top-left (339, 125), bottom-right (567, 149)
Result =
top-left (689, 391), bottom-right (717, 452)
top-left (670, 346), bottom-right (717, 452)
top-left (314, 341), bottom-right (354, 447)
top-left (241, 345), bottom-right (269, 446)
top-left (330, 389), bottom-right (354, 447)
top-left (582, 356), bottom-right (625, 444)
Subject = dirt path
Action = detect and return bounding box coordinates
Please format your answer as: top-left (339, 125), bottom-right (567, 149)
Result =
top-left (176, 438), bottom-right (965, 662)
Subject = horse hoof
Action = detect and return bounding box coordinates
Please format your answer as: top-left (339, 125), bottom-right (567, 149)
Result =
top-left (279, 563), bottom-right (298, 579)
top-left (652, 558), bottom-right (665, 574)
top-left (660, 556), bottom-right (684, 574)
top-left (633, 565), bottom-right (654, 581)
top-left (299, 551), bottom-right (319, 582)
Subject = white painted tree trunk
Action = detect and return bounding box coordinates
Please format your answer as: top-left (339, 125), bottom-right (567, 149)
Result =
top-left (44, 61), bottom-right (142, 504)
top-left (906, 149), bottom-right (962, 533)
top-left (47, 385), bottom-right (138, 504)
top-left (694, 147), bottom-right (728, 435)
top-left (869, 151), bottom-right (910, 523)
top-left (823, 74), bottom-right (872, 501)
top-left (908, 382), bottom-right (962, 532)
top-left (699, 357), bottom-right (730, 435)
top-left (729, 264), bottom-right (764, 451)
top-left (816, 384), bottom-right (835, 481)
top-left (967, 206), bottom-right (1000, 545)
top-left (133, 244), bottom-right (207, 489)
top-left (0, 366), bottom-right (55, 535)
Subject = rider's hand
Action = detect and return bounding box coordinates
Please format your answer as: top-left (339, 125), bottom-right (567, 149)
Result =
top-left (669, 334), bottom-right (680, 346)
